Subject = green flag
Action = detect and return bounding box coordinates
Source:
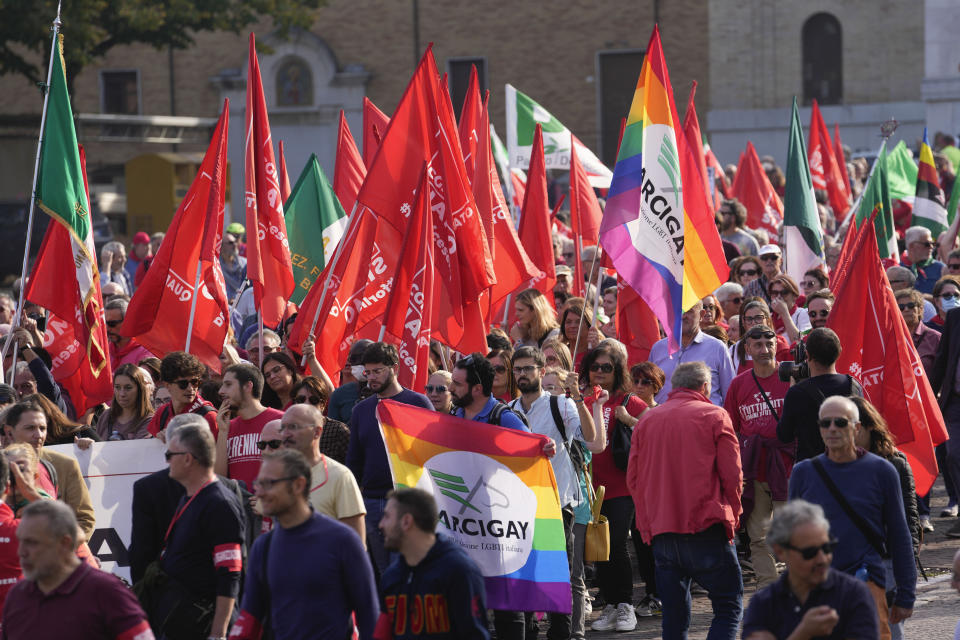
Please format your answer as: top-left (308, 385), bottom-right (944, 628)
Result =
top-left (947, 176), bottom-right (960, 227)
top-left (782, 98), bottom-right (823, 281)
top-left (283, 154), bottom-right (348, 305)
top-left (855, 143), bottom-right (898, 259)
top-left (885, 140), bottom-right (918, 202)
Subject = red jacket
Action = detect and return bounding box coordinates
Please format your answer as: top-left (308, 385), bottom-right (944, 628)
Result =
top-left (627, 387), bottom-right (743, 544)
top-left (0, 502), bottom-right (21, 617)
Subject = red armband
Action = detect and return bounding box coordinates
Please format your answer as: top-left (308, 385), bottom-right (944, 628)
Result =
top-left (116, 619), bottom-right (155, 640)
top-left (213, 543), bottom-right (243, 571)
top-left (229, 610), bottom-right (262, 639)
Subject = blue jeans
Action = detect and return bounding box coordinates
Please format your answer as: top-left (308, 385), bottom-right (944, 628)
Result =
top-left (363, 496), bottom-right (391, 579)
top-left (652, 524), bottom-right (743, 640)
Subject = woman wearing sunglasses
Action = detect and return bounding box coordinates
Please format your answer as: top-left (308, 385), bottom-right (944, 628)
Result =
top-left (424, 370), bottom-right (453, 414)
top-left (95, 363), bottom-right (154, 440)
top-left (926, 275), bottom-right (960, 330)
top-left (801, 267), bottom-right (829, 299)
top-left (260, 352), bottom-right (301, 410)
top-left (731, 299), bottom-right (792, 373)
top-left (629, 362), bottom-right (665, 408)
top-left (579, 344), bottom-right (653, 631)
top-left (730, 256), bottom-right (763, 288)
top-left (290, 375), bottom-right (351, 465)
top-left (486, 348), bottom-right (518, 402)
top-left (768, 275), bottom-right (810, 344)
top-left (894, 289), bottom-right (940, 377)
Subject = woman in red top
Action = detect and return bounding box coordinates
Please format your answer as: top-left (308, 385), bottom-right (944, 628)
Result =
top-left (580, 344), bottom-right (650, 630)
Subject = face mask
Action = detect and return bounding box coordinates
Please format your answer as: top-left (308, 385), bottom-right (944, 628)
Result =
top-left (942, 296), bottom-right (960, 312)
top-left (351, 365), bottom-right (366, 380)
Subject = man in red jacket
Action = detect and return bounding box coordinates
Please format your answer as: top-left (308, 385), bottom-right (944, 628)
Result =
top-left (627, 361), bottom-right (744, 640)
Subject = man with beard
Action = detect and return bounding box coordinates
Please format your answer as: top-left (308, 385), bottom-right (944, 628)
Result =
top-left (719, 199), bottom-right (760, 257)
top-left (508, 346), bottom-right (600, 640)
top-left (377, 488), bottom-right (489, 639)
top-left (104, 297), bottom-right (153, 372)
top-left (450, 353), bottom-right (528, 431)
top-left (742, 500), bottom-right (878, 639)
top-left (723, 326), bottom-right (792, 588)
top-left (214, 363), bottom-right (284, 491)
top-left (231, 450), bottom-right (378, 640)
top-left (805, 289), bottom-right (835, 332)
top-left (279, 404), bottom-right (365, 544)
top-left (346, 342), bottom-right (433, 577)
top-left (744, 245), bottom-right (784, 306)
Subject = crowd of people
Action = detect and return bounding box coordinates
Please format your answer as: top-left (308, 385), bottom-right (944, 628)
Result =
top-left (0, 138), bottom-right (958, 640)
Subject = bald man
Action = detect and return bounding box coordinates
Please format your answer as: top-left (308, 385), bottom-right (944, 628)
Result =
top-left (280, 404), bottom-right (366, 545)
top-left (257, 419), bottom-right (283, 454)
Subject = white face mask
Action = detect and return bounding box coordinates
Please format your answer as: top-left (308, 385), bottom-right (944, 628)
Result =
top-left (942, 295), bottom-right (960, 313)
top-left (351, 365), bottom-right (366, 380)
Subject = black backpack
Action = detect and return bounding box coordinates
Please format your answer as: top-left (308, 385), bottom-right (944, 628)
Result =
top-left (509, 396), bottom-right (587, 473)
top-left (486, 401), bottom-right (530, 429)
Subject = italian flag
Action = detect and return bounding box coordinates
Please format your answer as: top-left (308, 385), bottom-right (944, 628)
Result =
top-left (782, 98), bottom-right (824, 281)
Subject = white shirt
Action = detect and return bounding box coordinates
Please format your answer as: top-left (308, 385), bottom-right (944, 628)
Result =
top-left (510, 390), bottom-right (583, 508)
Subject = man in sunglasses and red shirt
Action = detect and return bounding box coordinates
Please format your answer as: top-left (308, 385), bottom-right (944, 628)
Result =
top-left (147, 351), bottom-right (219, 440)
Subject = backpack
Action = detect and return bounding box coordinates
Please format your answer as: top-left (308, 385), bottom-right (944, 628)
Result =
top-left (486, 401), bottom-right (530, 429)
top-left (509, 396), bottom-right (586, 472)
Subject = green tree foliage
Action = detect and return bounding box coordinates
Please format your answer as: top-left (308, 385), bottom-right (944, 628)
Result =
top-left (0, 0), bottom-right (324, 90)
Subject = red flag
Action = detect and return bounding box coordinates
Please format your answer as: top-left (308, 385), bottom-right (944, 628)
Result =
top-left (517, 125), bottom-right (557, 299)
top-left (834, 123), bottom-right (851, 203)
top-left (245, 33), bottom-right (294, 327)
top-left (732, 141), bottom-right (783, 240)
top-left (616, 278), bottom-right (662, 366)
top-left (121, 100), bottom-right (231, 371)
top-left (333, 110), bottom-right (366, 213)
top-left (277, 140), bottom-right (292, 204)
top-left (26, 147), bottom-right (112, 415)
top-left (570, 146), bottom-right (604, 298)
top-left (510, 170), bottom-right (527, 212)
top-left (362, 96), bottom-right (390, 169)
top-left (458, 65), bottom-right (482, 187)
top-left (808, 100), bottom-right (850, 220)
top-left (829, 214), bottom-right (867, 287)
top-left (682, 82), bottom-right (720, 213)
top-left (382, 166), bottom-right (435, 391)
top-left (828, 218), bottom-right (947, 494)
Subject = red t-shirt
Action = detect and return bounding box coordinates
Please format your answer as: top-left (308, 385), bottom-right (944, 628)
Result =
top-left (226, 408), bottom-right (284, 490)
top-left (588, 392), bottom-right (647, 499)
top-left (723, 368), bottom-right (791, 479)
top-left (0, 503), bottom-right (20, 617)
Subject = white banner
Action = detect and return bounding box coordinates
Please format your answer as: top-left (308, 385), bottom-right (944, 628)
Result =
top-left (47, 440), bottom-right (166, 583)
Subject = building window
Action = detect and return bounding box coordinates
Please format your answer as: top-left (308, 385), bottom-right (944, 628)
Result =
top-left (447, 57), bottom-right (487, 121)
top-left (100, 70), bottom-right (140, 115)
top-left (597, 50), bottom-right (644, 166)
top-left (276, 57), bottom-right (313, 107)
top-left (802, 13), bottom-right (842, 105)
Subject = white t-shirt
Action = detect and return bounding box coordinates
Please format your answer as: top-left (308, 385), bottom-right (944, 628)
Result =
top-left (510, 391), bottom-right (584, 508)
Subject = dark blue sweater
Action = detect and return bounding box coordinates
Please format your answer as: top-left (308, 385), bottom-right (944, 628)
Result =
top-left (347, 389), bottom-right (433, 498)
top-left (788, 452), bottom-right (916, 608)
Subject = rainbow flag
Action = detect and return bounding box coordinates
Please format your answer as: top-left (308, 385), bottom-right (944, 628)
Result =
top-left (376, 399), bottom-right (571, 613)
top-left (599, 25), bottom-right (728, 349)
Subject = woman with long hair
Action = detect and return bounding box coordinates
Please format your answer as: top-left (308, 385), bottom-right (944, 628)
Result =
top-left (768, 274), bottom-right (809, 343)
top-left (260, 352), bottom-right (301, 410)
top-left (95, 363), bottom-right (154, 440)
top-left (560, 305), bottom-right (593, 370)
top-left (579, 343), bottom-right (655, 630)
top-left (486, 348), bottom-right (518, 402)
top-left (541, 337), bottom-right (573, 372)
top-left (801, 267), bottom-right (829, 299)
top-left (510, 288), bottom-right (559, 349)
top-left (26, 393), bottom-right (99, 446)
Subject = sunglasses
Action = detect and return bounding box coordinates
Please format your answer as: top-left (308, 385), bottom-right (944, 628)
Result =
top-left (768, 289), bottom-right (785, 296)
top-left (105, 319), bottom-right (123, 328)
top-left (817, 417), bottom-right (853, 429)
top-left (424, 385), bottom-right (448, 393)
top-left (783, 539), bottom-right (838, 560)
top-left (948, 263), bottom-right (960, 270)
top-left (172, 378), bottom-right (201, 390)
top-left (492, 365), bottom-right (507, 374)
top-left (589, 363), bottom-right (614, 373)
top-left (164, 450), bottom-right (188, 461)
top-left (809, 310), bottom-right (830, 318)
top-left (294, 395), bottom-right (321, 405)
top-left (703, 304), bottom-right (717, 312)
top-left (898, 302), bottom-right (918, 311)
top-left (746, 330), bottom-right (776, 340)
top-left (256, 439), bottom-right (282, 451)
top-left (760, 254), bottom-right (779, 262)
top-left (940, 292), bottom-right (960, 300)
top-left (633, 378), bottom-right (654, 386)
top-left (739, 269), bottom-right (759, 277)
top-left (913, 241), bottom-right (936, 248)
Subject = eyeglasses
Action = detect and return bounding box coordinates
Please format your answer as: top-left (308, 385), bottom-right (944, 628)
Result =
top-left (278, 422), bottom-right (309, 432)
top-left (809, 309), bottom-right (831, 318)
top-left (768, 288), bottom-right (785, 296)
top-left (783, 539), bottom-right (838, 560)
top-left (491, 365), bottom-right (507, 374)
top-left (264, 365), bottom-right (287, 378)
top-left (739, 269), bottom-right (759, 277)
top-left (424, 385), bottom-right (448, 393)
top-left (817, 417), bottom-right (854, 429)
top-left (940, 292), bottom-right (960, 300)
top-left (912, 241), bottom-right (936, 249)
top-left (898, 302), bottom-right (918, 311)
top-left (802, 280), bottom-right (819, 288)
top-left (760, 254), bottom-right (780, 262)
top-left (363, 366), bottom-right (388, 378)
top-left (256, 439), bottom-right (282, 451)
top-left (164, 450), bottom-right (189, 461)
top-left (172, 378), bottom-right (201, 390)
top-left (703, 304), bottom-right (717, 312)
top-left (589, 363), bottom-right (614, 373)
top-left (105, 319), bottom-right (123, 328)
top-left (294, 394), bottom-right (322, 405)
top-left (948, 263), bottom-right (960, 271)
top-left (743, 314), bottom-right (768, 324)
top-left (253, 476), bottom-right (297, 490)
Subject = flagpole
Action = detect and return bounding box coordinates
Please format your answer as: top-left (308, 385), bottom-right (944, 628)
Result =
top-left (501, 293), bottom-right (511, 327)
top-left (184, 261), bottom-right (203, 353)
top-left (3, 4), bottom-right (63, 384)
top-left (572, 246), bottom-right (602, 358)
top-left (835, 120), bottom-right (898, 243)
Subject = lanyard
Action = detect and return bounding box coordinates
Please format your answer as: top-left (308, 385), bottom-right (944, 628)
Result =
top-left (164, 478), bottom-right (213, 543)
top-left (310, 455), bottom-right (329, 493)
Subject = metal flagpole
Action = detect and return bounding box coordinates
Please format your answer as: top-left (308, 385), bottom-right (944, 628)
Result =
top-left (184, 261), bottom-right (203, 352)
top-left (834, 119), bottom-right (898, 243)
top-left (572, 246), bottom-right (602, 359)
top-left (3, 4), bottom-right (63, 385)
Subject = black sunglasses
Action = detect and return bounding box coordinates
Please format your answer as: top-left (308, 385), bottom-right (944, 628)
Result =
top-left (590, 363), bottom-right (614, 373)
top-left (172, 378), bottom-right (201, 390)
top-left (739, 269), bottom-right (759, 277)
top-left (164, 450), bottom-right (188, 461)
top-left (256, 439), bottom-right (282, 451)
top-left (424, 385), bottom-right (448, 393)
top-left (492, 365), bottom-right (507, 374)
top-left (294, 395), bottom-right (322, 405)
top-left (783, 539), bottom-right (838, 560)
top-left (760, 254), bottom-right (779, 262)
top-left (105, 319), bottom-right (123, 328)
top-left (817, 417), bottom-right (853, 429)
top-left (898, 302), bottom-right (918, 311)
top-left (633, 378), bottom-right (654, 386)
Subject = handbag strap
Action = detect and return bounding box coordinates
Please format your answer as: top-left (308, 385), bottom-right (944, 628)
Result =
top-left (750, 370), bottom-right (780, 420)
top-left (811, 457), bottom-right (887, 557)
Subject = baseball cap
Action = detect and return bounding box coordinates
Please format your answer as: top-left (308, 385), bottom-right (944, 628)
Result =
top-left (132, 231), bottom-right (151, 245)
top-left (759, 244), bottom-right (781, 257)
top-left (226, 222), bottom-right (245, 235)
top-left (555, 264), bottom-right (572, 277)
